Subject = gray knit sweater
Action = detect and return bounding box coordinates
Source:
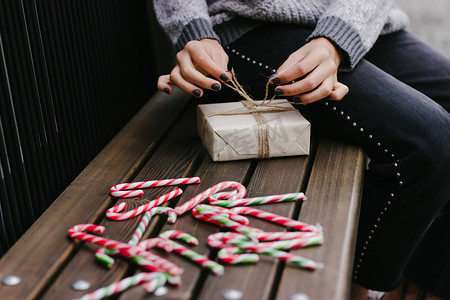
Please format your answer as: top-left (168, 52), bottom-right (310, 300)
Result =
top-left (153, 0), bottom-right (409, 70)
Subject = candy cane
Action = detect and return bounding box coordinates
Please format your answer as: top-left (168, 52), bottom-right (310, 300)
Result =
top-left (159, 230), bottom-right (199, 246)
top-left (208, 231), bottom-right (322, 252)
top-left (130, 207), bottom-right (177, 245)
top-left (207, 232), bottom-right (323, 270)
top-left (106, 188), bottom-right (182, 220)
top-left (255, 231), bottom-right (320, 242)
top-left (209, 190), bottom-right (238, 201)
top-left (97, 237), bottom-right (174, 269)
top-left (217, 247), bottom-right (259, 264)
top-left (174, 181), bottom-right (246, 215)
top-left (132, 255), bottom-right (183, 287)
top-left (229, 206), bottom-right (322, 233)
top-left (110, 177), bottom-right (201, 198)
top-left (209, 192), bottom-right (306, 207)
top-left (207, 231), bottom-right (322, 248)
top-left (158, 230), bottom-right (225, 276)
top-left (193, 205), bottom-right (261, 241)
top-left (217, 245), bottom-right (323, 270)
top-left (76, 272), bottom-right (166, 300)
top-left (68, 224), bottom-right (182, 276)
top-left (192, 205), bottom-right (249, 225)
top-left (97, 207), bottom-right (177, 268)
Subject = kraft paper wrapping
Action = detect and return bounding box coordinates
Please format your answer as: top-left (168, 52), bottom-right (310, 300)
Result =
top-left (197, 100), bottom-right (310, 162)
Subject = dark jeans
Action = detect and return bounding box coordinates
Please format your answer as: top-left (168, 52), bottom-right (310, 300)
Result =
top-left (204, 24), bottom-right (450, 297)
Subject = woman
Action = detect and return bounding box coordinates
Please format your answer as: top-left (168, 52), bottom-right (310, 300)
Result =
top-left (153, 1), bottom-right (450, 299)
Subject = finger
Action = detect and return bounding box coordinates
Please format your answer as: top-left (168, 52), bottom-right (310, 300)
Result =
top-left (274, 50), bottom-right (305, 78)
top-left (274, 64), bottom-right (332, 96)
top-left (272, 50), bottom-right (322, 85)
top-left (185, 44), bottom-right (230, 82)
top-left (157, 75), bottom-right (173, 95)
top-left (177, 51), bottom-right (223, 92)
top-left (295, 77), bottom-right (335, 105)
top-left (328, 82), bottom-right (349, 101)
top-left (170, 66), bottom-right (204, 98)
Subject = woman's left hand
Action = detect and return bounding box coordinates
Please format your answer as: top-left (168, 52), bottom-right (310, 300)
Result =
top-left (271, 37), bottom-right (348, 104)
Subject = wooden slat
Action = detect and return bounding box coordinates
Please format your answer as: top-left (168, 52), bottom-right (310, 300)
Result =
top-left (0, 90), bottom-right (191, 300)
top-left (197, 156), bottom-right (312, 300)
top-left (120, 157), bottom-right (254, 300)
top-left (276, 137), bottom-right (365, 300)
top-left (42, 103), bottom-right (204, 299)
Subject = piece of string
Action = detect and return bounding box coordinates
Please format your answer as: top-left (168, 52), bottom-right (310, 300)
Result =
top-left (202, 69), bottom-right (297, 159)
top-left (222, 69), bottom-right (276, 105)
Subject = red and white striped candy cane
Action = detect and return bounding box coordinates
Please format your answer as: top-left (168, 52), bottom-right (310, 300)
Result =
top-left (159, 230), bottom-right (198, 246)
top-left (137, 237), bottom-right (174, 252)
top-left (217, 247), bottom-right (259, 264)
top-left (174, 181), bottom-right (246, 215)
top-left (229, 206), bottom-right (322, 233)
top-left (192, 205), bottom-right (249, 225)
top-left (106, 188), bottom-right (183, 220)
top-left (255, 231), bottom-right (320, 242)
top-left (97, 207), bottom-right (177, 268)
top-left (209, 192), bottom-right (306, 207)
top-left (208, 190), bottom-right (237, 201)
top-left (110, 177), bottom-right (200, 198)
top-left (193, 205), bottom-right (262, 241)
top-left (68, 224), bottom-right (182, 276)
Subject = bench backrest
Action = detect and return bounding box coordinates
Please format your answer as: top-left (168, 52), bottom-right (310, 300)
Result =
top-left (0, 1), bottom-right (166, 256)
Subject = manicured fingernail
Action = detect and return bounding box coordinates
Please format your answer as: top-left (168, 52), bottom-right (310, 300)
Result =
top-left (193, 89), bottom-right (201, 97)
top-left (293, 96), bottom-right (302, 104)
top-left (219, 74), bottom-right (229, 81)
top-left (164, 88), bottom-right (170, 94)
top-left (272, 77), bottom-right (281, 85)
top-left (211, 83), bottom-right (221, 91)
top-left (274, 89), bottom-right (284, 96)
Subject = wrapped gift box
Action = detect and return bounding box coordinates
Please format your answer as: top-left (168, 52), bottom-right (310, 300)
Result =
top-left (197, 100), bottom-right (310, 161)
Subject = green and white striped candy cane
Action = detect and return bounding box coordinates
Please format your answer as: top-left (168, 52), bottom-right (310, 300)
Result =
top-left (76, 272), bottom-right (166, 300)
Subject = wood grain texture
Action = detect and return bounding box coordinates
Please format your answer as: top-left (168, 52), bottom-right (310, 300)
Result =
top-left (42, 102), bottom-right (204, 299)
top-left (198, 156), bottom-right (312, 300)
top-left (0, 90), bottom-right (191, 300)
top-left (276, 137), bottom-right (365, 300)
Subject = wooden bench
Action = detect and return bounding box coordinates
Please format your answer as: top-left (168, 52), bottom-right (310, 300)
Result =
top-left (0, 90), bottom-right (365, 300)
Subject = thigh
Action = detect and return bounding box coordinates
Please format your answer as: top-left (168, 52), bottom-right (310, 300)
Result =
top-left (365, 30), bottom-right (450, 112)
top-left (216, 24), bottom-right (450, 161)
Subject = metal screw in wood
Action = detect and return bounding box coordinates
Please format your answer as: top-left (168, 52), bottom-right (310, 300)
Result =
top-left (222, 289), bottom-right (243, 300)
top-left (2, 275), bottom-right (21, 286)
top-left (71, 280), bottom-right (91, 291)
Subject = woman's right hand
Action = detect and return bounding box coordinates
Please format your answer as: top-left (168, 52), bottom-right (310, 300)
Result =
top-left (157, 38), bottom-right (231, 97)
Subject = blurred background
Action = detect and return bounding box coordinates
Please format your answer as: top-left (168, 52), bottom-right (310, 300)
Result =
top-left (396, 0), bottom-right (450, 58)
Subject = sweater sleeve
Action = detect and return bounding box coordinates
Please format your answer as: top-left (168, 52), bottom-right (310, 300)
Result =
top-left (153, 0), bottom-right (221, 52)
top-left (308, 0), bottom-right (393, 71)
